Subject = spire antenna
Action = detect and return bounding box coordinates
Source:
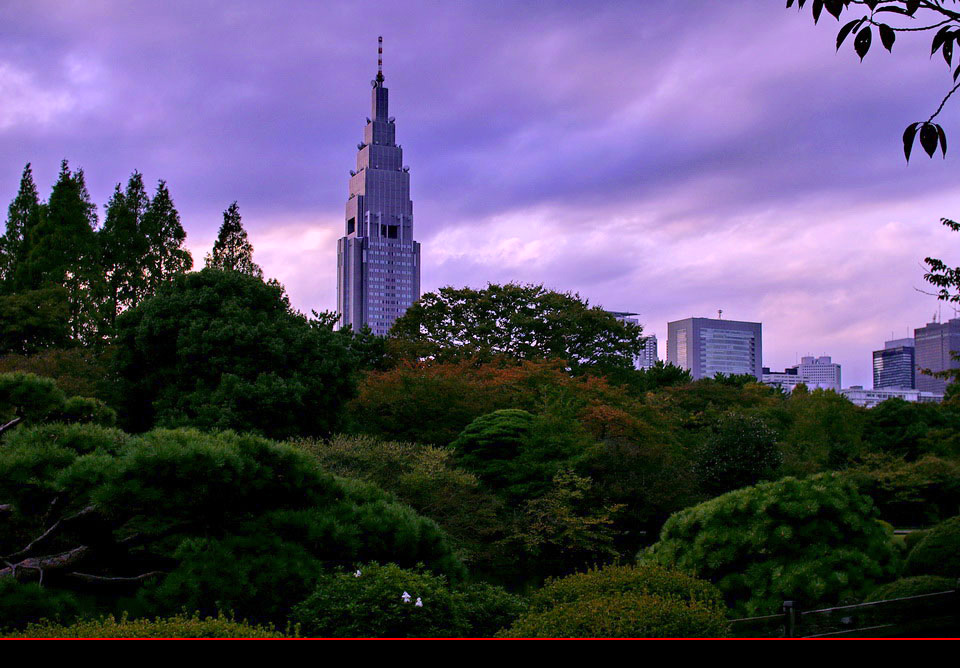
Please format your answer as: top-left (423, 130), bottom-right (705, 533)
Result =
top-left (375, 36), bottom-right (384, 85)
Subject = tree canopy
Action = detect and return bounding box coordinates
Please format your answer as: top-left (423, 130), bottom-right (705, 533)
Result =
top-left (205, 201), bottom-right (262, 278)
top-left (389, 282), bottom-right (646, 370)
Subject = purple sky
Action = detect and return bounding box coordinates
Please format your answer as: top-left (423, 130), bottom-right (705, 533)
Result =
top-left (2, 0), bottom-right (959, 386)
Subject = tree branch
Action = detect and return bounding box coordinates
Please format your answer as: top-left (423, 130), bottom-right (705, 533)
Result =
top-left (4, 505), bottom-right (97, 562)
top-left (0, 417), bottom-right (21, 436)
top-left (0, 546), bottom-right (90, 582)
top-left (66, 570), bottom-right (164, 584)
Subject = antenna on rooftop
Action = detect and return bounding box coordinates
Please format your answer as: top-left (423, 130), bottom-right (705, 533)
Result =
top-left (717, 309), bottom-right (723, 320)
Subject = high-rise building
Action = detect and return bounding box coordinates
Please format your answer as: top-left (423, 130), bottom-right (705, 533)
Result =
top-left (914, 319), bottom-right (960, 394)
top-left (763, 355), bottom-right (841, 391)
top-left (666, 317), bottom-right (762, 380)
top-left (873, 338), bottom-right (915, 390)
top-left (337, 38), bottom-right (421, 336)
top-left (606, 311), bottom-right (659, 369)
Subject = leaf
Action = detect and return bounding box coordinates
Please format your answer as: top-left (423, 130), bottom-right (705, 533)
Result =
top-left (953, 64), bottom-right (960, 82)
top-left (945, 36), bottom-right (955, 67)
top-left (854, 26), bottom-right (872, 61)
top-left (812, 0), bottom-right (824, 24)
top-left (936, 123), bottom-right (948, 158)
top-left (905, 0), bottom-right (920, 16)
top-left (837, 19), bottom-right (859, 51)
top-left (920, 122), bottom-right (940, 158)
top-left (903, 122), bottom-right (920, 162)
top-left (879, 24), bottom-right (895, 52)
top-left (824, 0), bottom-right (843, 20)
top-left (932, 26), bottom-right (952, 56)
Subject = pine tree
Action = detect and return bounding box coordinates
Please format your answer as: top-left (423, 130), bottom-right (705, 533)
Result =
top-left (99, 172), bottom-right (150, 323)
top-left (205, 201), bottom-right (263, 278)
top-left (24, 160), bottom-right (102, 342)
top-left (142, 179), bottom-right (192, 292)
top-left (0, 163), bottom-right (42, 294)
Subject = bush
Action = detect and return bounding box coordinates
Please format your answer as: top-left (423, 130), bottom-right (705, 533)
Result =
top-left (903, 529), bottom-right (929, 553)
top-left (0, 424), bottom-right (463, 624)
top-left (291, 562), bottom-right (524, 637)
top-left (497, 593), bottom-right (729, 638)
top-left (865, 576), bottom-right (956, 602)
top-left (905, 516), bottom-right (960, 577)
top-left (647, 474), bottom-right (899, 616)
top-left (0, 579), bottom-right (81, 630)
top-left (529, 563), bottom-right (724, 612)
top-left (0, 372), bottom-right (116, 427)
top-left (845, 454), bottom-right (960, 525)
top-left (6, 613), bottom-right (284, 638)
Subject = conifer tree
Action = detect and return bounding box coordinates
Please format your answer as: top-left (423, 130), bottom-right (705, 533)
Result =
top-left (99, 172), bottom-right (150, 323)
top-left (205, 201), bottom-right (263, 278)
top-left (142, 179), bottom-right (192, 292)
top-left (0, 163), bottom-right (42, 294)
top-left (23, 160), bottom-right (102, 342)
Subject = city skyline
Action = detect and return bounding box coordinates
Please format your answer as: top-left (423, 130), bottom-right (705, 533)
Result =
top-left (3, 1), bottom-right (960, 386)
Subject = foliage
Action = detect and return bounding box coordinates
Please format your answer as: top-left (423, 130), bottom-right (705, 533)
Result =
top-left (293, 434), bottom-right (507, 569)
top-left (0, 287), bottom-right (71, 355)
top-left (0, 164), bottom-right (42, 292)
top-left (0, 347), bottom-right (113, 402)
top-left (0, 424), bottom-right (462, 624)
top-left (0, 372), bottom-right (115, 427)
top-left (528, 562), bottom-right (724, 612)
top-left (6, 612), bottom-right (285, 638)
top-left (99, 173), bottom-right (192, 328)
top-left (291, 562), bottom-right (524, 638)
top-left (777, 387), bottom-right (865, 474)
top-left (905, 515), bottom-right (960, 577)
top-left (112, 268), bottom-right (356, 438)
top-left (845, 454), bottom-right (960, 525)
top-left (0, 578), bottom-right (81, 631)
top-left (205, 201), bottom-right (262, 278)
top-left (647, 474), bottom-right (900, 616)
top-left (862, 398), bottom-right (960, 460)
top-left (692, 413), bottom-right (782, 495)
top-left (389, 283), bottom-right (645, 371)
top-left (785, 0), bottom-right (958, 161)
top-left (497, 591), bottom-right (729, 638)
top-left (865, 575), bottom-right (956, 603)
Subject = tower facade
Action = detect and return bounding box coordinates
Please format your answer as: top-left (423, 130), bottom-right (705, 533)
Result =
top-left (667, 317), bottom-right (762, 380)
top-left (337, 39), bottom-right (420, 336)
top-left (914, 319), bottom-right (960, 394)
top-left (873, 338), bottom-right (915, 390)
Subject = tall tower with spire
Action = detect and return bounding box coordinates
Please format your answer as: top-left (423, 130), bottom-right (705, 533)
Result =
top-left (337, 37), bottom-right (421, 336)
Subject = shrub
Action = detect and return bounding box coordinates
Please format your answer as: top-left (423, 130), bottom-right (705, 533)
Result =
top-left (497, 593), bottom-right (729, 638)
top-left (291, 562), bottom-right (524, 638)
top-left (0, 372), bottom-right (116, 428)
top-left (903, 529), bottom-right (929, 553)
top-left (56, 396), bottom-right (116, 426)
top-left (0, 579), bottom-right (81, 630)
top-left (865, 576), bottom-right (956, 602)
top-left (845, 454), bottom-right (960, 525)
top-left (0, 424), bottom-right (462, 624)
top-left (529, 563), bottom-right (723, 612)
top-left (647, 474), bottom-right (899, 616)
top-left (6, 612), bottom-right (284, 638)
top-left (905, 516), bottom-right (960, 577)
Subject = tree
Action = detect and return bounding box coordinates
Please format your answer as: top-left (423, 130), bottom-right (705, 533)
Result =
top-left (99, 175), bottom-right (193, 330)
top-left (692, 413), bottom-right (783, 496)
top-left (0, 287), bottom-right (71, 355)
top-left (389, 283), bottom-right (645, 371)
top-left (205, 202), bottom-right (262, 278)
top-left (786, 0), bottom-right (960, 160)
top-left (0, 424), bottom-right (462, 625)
top-left (647, 473), bottom-right (900, 615)
top-left (112, 268), bottom-right (356, 438)
top-left (20, 161), bottom-right (102, 343)
top-left (0, 164), bottom-right (42, 293)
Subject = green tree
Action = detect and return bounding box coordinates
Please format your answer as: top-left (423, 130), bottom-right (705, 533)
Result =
top-left (0, 424), bottom-right (462, 625)
top-left (205, 202), bottom-right (262, 278)
top-left (390, 283), bottom-right (645, 371)
top-left (20, 161), bottom-right (102, 342)
top-left (692, 413), bottom-right (783, 496)
top-left (647, 473), bottom-right (900, 615)
top-left (0, 287), bottom-right (71, 355)
top-left (0, 164), bottom-right (42, 293)
top-left (112, 268), bottom-right (355, 438)
top-left (99, 174), bottom-right (193, 330)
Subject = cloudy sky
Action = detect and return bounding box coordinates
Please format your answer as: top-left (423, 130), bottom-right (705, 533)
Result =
top-left (2, 0), bottom-right (958, 386)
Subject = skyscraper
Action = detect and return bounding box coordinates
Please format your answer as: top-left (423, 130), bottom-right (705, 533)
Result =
top-left (763, 356), bottom-right (841, 391)
top-left (667, 317), bottom-right (762, 380)
top-left (337, 37), bottom-right (421, 336)
top-left (914, 319), bottom-right (960, 394)
top-left (873, 338), bottom-right (915, 390)
top-left (605, 311), bottom-right (659, 369)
